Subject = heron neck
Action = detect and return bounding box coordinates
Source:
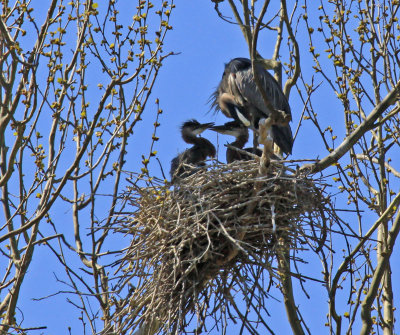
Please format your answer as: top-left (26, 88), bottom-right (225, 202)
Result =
top-left (181, 131), bottom-right (199, 144)
top-left (195, 137), bottom-right (214, 149)
top-left (195, 137), bottom-right (216, 158)
top-left (231, 133), bottom-right (248, 149)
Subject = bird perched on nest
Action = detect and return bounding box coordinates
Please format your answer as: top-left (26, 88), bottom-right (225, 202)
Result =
top-left (170, 119), bottom-right (216, 182)
top-left (210, 57), bottom-right (293, 155)
top-left (211, 121), bottom-right (262, 163)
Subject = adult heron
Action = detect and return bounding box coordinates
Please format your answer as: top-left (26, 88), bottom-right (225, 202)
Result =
top-left (170, 119), bottom-right (216, 182)
top-left (211, 121), bottom-right (262, 163)
top-left (210, 57), bottom-right (293, 155)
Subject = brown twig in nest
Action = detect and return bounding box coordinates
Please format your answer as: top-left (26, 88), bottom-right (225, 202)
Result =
top-left (115, 160), bottom-right (334, 334)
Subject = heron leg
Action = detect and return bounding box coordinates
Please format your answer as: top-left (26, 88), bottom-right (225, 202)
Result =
top-left (258, 118), bottom-right (274, 171)
top-left (258, 118), bottom-right (273, 148)
top-left (252, 114), bottom-right (259, 151)
top-left (273, 143), bottom-right (283, 159)
top-left (253, 133), bottom-right (258, 152)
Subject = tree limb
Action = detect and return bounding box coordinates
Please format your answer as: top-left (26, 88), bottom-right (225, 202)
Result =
top-left (360, 208), bottom-right (400, 335)
top-left (300, 81), bottom-right (400, 174)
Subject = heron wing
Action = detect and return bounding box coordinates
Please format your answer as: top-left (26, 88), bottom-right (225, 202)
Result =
top-left (234, 65), bottom-right (293, 154)
top-left (271, 124), bottom-right (293, 154)
top-left (233, 64), bottom-right (291, 117)
top-left (209, 88), bottom-right (220, 113)
top-left (170, 154), bottom-right (181, 178)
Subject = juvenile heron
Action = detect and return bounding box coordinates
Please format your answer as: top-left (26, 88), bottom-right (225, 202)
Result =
top-left (211, 121), bottom-right (262, 163)
top-left (210, 57), bottom-right (293, 155)
top-left (170, 119), bottom-right (216, 182)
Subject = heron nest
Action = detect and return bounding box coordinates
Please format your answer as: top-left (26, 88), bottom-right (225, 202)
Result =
top-left (117, 160), bottom-right (334, 334)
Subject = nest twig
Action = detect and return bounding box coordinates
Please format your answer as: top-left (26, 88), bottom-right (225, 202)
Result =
top-left (115, 160), bottom-right (334, 334)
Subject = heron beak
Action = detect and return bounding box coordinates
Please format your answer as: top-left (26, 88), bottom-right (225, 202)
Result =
top-left (202, 122), bottom-right (215, 128)
top-left (198, 122), bottom-right (214, 132)
top-left (192, 122), bottom-right (214, 136)
top-left (210, 125), bottom-right (227, 132)
top-left (210, 125), bottom-right (235, 136)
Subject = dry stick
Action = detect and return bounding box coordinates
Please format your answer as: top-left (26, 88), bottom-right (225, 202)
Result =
top-left (133, 319), bottom-right (161, 335)
top-left (128, 159), bottom-right (325, 334)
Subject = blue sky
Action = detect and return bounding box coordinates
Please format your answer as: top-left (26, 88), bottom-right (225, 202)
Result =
top-left (112, 1), bottom-right (400, 332)
top-left (12, 1), bottom-right (400, 334)
top-left (17, 2), bottom-right (318, 333)
top-left (135, 1), bottom-right (345, 179)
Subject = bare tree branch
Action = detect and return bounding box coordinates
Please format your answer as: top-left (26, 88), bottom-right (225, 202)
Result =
top-left (301, 82), bottom-right (400, 174)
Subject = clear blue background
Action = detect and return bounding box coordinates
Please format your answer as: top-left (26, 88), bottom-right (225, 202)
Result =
top-left (14, 1), bottom-right (399, 334)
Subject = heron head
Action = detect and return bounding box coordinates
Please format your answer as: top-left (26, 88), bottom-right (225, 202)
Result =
top-left (181, 119), bottom-right (214, 136)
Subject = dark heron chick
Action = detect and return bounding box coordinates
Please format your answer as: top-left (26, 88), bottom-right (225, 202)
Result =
top-left (210, 57), bottom-right (293, 155)
top-left (170, 119), bottom-right (216, 182)
top-left (211, 121), bottom-right (262, 163)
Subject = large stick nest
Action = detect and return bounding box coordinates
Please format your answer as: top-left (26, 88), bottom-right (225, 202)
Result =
top-left (116, 160), bottom-right (333, 334)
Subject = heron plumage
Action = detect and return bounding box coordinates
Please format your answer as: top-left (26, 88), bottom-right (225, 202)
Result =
top-left (210, 57), bottom-right (293, 155)
top-left (170, 120), bottom-right (216, 182)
